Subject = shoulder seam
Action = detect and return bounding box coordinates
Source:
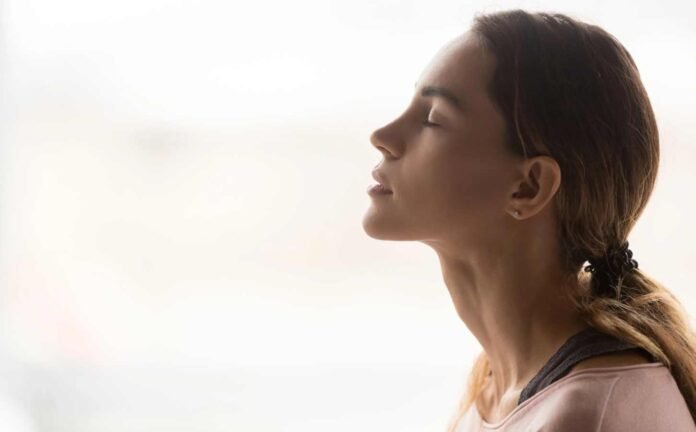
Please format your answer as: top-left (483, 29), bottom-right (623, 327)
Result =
top-left (596, 376), bottom-right (622, 432)
top-left (565, 362), bottom-right (664, 379)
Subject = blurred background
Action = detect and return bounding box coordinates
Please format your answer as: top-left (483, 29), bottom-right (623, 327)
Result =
top-left (0, 0), bottom-right (694, 430)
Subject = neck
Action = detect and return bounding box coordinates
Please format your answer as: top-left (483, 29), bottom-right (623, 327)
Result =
top-left (435, 246), bottom-right (590, 401)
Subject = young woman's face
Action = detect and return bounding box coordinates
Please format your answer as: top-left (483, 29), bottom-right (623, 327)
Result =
top-left (363, 31), bottom-right (523, 245)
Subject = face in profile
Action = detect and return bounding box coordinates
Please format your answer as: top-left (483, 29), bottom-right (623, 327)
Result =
top-left (363, 31), bottom-right (523, 248)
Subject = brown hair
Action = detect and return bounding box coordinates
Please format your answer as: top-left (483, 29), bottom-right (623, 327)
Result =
top-left (446, 9), bottom-right (696, 430)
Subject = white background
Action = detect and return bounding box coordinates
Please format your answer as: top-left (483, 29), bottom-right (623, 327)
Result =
top-left (0, 0), bottom-right (694, 430)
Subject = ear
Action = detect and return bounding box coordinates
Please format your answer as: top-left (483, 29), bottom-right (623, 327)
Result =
top-left (507, 155), bottom-right (561, 219)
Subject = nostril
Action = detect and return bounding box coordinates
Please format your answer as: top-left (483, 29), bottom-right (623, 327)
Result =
top-left (380, 149), bottom-right (397, 161)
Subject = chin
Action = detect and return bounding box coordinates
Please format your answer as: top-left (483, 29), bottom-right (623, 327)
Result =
top-left (361, 214), bottom-right (421, 241)
top-left (362, 215), bottom-right (396, 240)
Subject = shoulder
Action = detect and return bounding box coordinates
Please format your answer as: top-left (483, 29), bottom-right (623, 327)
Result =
top-left (544, 364), bottom-right (696, 432)
top-left (566, 348), bottom-right (653, 374)
top-left (453, 364), bottom-right (694, 432)
top-left (597, 365), bottom-right (696, 432)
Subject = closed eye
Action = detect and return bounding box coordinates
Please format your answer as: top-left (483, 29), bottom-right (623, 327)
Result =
top-left (422, 119), bottom-right (440, 127)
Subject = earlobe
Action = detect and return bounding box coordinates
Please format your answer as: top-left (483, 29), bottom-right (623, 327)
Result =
top-left (508, 156), bottom-right (560, 220)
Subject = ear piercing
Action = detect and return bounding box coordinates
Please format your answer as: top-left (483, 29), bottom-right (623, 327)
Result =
top-left (514, 210), bottom-right (521, 217)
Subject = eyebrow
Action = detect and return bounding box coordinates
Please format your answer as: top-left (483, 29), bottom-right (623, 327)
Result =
top-left (414, 82), bottom-right (463, 110)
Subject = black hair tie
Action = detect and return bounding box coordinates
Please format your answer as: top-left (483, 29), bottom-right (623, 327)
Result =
top-left (583, 241), bottom-right (639, 281)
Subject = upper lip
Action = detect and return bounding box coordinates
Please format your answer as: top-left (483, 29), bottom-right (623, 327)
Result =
top-left (371, 169), bottom-right (393, 191)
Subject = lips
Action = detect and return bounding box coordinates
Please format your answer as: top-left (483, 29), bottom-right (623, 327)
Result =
top-left (371, 169), bottom-right (393, 192)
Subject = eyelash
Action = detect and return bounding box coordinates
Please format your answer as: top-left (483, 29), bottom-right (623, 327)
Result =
top-left (420, 108), bottom-right (441, 127)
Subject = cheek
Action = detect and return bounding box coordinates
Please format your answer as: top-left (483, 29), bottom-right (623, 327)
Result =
top-left (398, 135), bottom-right (508, 213)
top-left (402, 146), bottom-right (460, 197)
top-left (432, 156), bottom-right (507, 217)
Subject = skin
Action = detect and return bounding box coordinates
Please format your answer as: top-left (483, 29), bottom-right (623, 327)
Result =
top-left (362, 31), bottom-right (651, 422)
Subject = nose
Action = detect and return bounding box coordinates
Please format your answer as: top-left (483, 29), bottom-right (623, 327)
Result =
top-left (370, 121), bottom-right (400, 159)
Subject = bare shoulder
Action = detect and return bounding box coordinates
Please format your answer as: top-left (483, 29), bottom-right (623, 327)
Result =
top-left (566, 348), bottom-right (654, 375)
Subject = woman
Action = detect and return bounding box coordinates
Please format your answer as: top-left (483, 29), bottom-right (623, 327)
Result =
top-left (362, 9), bottom-right (696, 431)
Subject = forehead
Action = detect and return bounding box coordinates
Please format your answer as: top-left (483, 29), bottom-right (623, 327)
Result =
top-left (416, 32), bottom-right (495, 108)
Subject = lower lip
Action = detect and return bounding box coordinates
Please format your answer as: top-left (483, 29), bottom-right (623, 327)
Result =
top-left (367, 184), bottom-right (393, 196)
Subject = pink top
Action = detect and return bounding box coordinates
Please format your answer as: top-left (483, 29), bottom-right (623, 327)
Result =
top-left (454, 362), bottom-right (696, 431)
